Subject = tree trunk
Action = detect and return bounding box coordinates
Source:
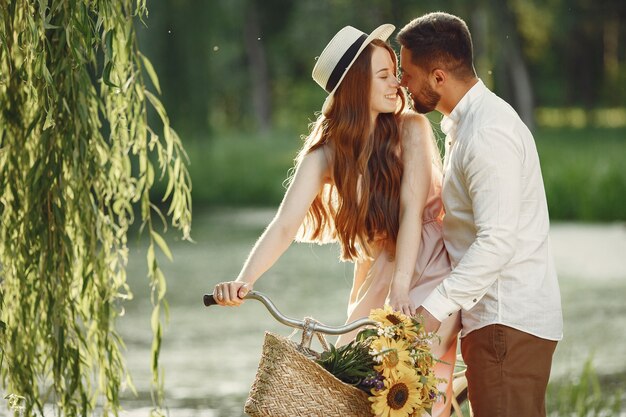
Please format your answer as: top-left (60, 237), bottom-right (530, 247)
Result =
top-left (491, 0), bottom-right (535, 129)
top-left (507, 43), bottom-right (535, 130)
top-left (471, 6), bottom-right (491, 86)
top-left (604, 16), bottom-right (619, 81)
top-left (244, 0), bottom-right (272, 134)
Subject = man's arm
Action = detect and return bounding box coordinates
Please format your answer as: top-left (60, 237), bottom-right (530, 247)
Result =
top-left (422, 126), bottom-right (524, 321)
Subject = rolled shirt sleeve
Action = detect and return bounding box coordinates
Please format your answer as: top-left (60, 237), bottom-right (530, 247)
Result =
top-left (423, 127), bottom-right (523, 321)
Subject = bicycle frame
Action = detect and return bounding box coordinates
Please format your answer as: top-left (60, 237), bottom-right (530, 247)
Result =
top-left (204, 290), bottom-right (376, 336)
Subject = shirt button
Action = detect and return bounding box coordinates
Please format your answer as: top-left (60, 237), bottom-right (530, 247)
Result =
top-left (472, 298), bottom-right (477, 302)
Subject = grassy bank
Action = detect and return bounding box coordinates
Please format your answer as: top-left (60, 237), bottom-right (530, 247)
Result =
top-left (176, 127), bottom-right (626, 221)
top-left (537, 128), bottom-right (626, 221)
top-left (546, 360), bottom-right (624, 417)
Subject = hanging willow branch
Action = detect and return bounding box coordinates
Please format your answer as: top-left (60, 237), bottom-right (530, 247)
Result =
top-left (0, 1), bottom-right (192, 416)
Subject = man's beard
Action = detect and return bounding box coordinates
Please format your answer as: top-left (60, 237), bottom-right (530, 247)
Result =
top-left (409, 84), bottom-right (440, 114)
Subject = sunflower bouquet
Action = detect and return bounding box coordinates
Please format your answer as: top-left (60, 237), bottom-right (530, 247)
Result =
top-left (317, 305), bottom-right (442, 417)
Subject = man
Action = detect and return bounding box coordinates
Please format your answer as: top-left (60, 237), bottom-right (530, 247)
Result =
top-left (396, 12), bottom-right (563, 417)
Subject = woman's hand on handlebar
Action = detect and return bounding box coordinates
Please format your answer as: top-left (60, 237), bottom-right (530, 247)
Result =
top-left (212, 281), bottom-right (252, 306)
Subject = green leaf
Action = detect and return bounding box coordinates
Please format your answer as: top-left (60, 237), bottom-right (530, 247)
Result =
top-left (103, 29), bottom-right (114, 61)
top-left (151, 305), bottom-right (160, 334)
top-left (150, 230), bottom-right (173, 262)
top-left (140, 53), bottom-right (161, 94)
top-left (103, 61), bottom-right (117, 87)
top-left (155, 268), bottom-right (167, 301)
top-left (43, 21), bottom-right (61, 30)
top-left (147, 244), bottom-right (156, 269)
top-left (144, 90), bottom-right (169, 126)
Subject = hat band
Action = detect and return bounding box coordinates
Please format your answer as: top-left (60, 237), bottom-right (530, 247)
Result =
top-left (324, 33), bottom-right (368, 93)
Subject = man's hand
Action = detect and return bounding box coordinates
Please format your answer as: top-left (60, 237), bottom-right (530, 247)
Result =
top-left (414, 306), bottom-right (442, 333)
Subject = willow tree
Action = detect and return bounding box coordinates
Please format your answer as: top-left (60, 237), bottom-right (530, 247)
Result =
top-left (0, 1), bottom-right (192, 416)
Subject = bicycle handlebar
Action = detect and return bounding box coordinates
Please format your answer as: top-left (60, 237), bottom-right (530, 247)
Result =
top-left (203, 290), bottom-right (376, 336)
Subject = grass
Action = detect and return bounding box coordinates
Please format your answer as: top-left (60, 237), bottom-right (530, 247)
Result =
top-left (453, 360), bottom-right (625, 417)
top-left (547, 359), bottom-right (624, 417)
top-left (535, 128), bottom-right (626, 221)
top-left (174, 126), bottom-right (626, 221)
top-left (180, 131), bottom-right (299, 206)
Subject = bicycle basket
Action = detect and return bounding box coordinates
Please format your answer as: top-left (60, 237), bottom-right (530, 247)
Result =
top-left (244, 332), bottom-right (373, 417)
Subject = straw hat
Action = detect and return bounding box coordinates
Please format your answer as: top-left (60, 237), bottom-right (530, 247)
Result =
top-left (312, 24), bottom-right (395, 115)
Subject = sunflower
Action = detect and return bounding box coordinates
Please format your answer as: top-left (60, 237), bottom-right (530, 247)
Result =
top-left (369, 371), bottom-right (423, 417)
top-left (370, 337), bottom-right (415, 379)
top-left (418, 372), bottom-right (441, 409)
top-left (370, 305), bottom-right (410, 328)
top-left (370, 305), bottom-right (419, 340)
top-left (397, 322), bottom-right (419, 341)
top-left (410, 345), bottom-right (436, 371)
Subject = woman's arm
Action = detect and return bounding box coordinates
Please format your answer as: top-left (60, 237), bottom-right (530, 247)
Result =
top-left (387, 113), bottom-right (435, 316)
top-left (350, 258), bottom-right (373, 306)
top-left (213, 147), bottom-right (330, 306)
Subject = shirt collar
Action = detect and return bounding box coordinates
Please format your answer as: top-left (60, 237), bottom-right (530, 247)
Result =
top-left (441, 79), bottom-right (486, 135)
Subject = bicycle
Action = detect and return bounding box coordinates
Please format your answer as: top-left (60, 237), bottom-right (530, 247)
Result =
top-left (204, 290), bottom-right (469, 416)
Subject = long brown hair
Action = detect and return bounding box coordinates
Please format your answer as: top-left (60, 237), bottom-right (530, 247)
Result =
top-left (293, 39), bottom-right (406, 261)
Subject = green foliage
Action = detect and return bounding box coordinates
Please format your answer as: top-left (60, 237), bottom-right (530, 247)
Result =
top-left (183, 127), bottom-right (625, 222)
top-left (134, 0), bottom-right (626, 136)
top-left (180, 132), bottom-right (299, 206)
top-left (317, 340), bottom-right (378, 389)
top-left (547, 359), bottom-right (624, 416)
top-left (0, 1), bottom-right (192, 416)
top-left (536, 128), bottom-right (626, 221)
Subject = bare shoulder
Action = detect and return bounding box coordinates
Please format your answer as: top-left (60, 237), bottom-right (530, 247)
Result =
top-left (300, 145), bottom-right (332, 183)
top-left (400, 110), bottom-right (430, 129)
top-left (306, 144), bottom-right (332, 166)
top-left (399, 111), bottom-right (432, 149)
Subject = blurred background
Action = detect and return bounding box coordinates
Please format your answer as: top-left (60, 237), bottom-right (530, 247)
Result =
top-left (133, 0), bottom-right (626, 221)
top-left (120, 0), bottom-right (625, 416)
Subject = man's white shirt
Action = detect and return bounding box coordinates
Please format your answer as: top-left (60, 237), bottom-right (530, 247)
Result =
top-left (422, 80), bottom-right (563, 341)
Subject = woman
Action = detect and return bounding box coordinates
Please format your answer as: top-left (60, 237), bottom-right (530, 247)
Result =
top-left (212, 24), bottom-right (460, 416)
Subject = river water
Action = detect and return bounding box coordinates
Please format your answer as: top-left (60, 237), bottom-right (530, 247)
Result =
top-left (4, 209), bottom-right (626, 416)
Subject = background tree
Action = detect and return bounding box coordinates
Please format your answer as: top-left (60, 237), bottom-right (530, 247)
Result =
top-left (492, 0), bottom-right (536, 128)
top-left (0, 1), bottom-right (192, 416)
top-left (138, 0), bottom-right (625, 137)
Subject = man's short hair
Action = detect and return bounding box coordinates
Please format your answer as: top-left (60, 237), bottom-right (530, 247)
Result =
top-left (397, 12), bottom-right (476, 79)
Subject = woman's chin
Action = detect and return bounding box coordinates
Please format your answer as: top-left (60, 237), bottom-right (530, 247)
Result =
top-left (376, 107), bottom-right (397, 115)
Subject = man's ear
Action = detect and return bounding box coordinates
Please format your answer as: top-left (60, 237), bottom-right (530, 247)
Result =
top-left (432, 69), bottom-right (446, 86)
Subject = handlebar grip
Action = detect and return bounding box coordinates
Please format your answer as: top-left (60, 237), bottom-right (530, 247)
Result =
top-left (203, 293), bottom-right (217, 306)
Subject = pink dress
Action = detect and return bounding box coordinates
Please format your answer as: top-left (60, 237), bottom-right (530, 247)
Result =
top-left (336, 164), bottom-right (461, 417)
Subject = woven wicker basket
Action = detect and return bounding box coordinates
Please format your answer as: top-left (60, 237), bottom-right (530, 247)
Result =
top-left (244, 332), bottom-right (373, 417)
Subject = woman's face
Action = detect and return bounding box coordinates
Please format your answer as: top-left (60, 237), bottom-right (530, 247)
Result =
top-left (369, 46), bottom-right (400, 120)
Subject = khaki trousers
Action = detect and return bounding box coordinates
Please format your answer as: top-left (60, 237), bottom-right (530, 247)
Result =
top-left (460, 324), bottom-right (558, 417)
